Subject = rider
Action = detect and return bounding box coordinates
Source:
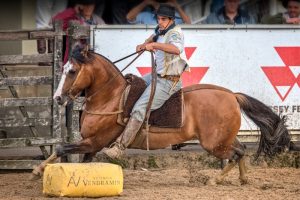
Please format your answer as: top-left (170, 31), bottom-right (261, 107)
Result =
top-left (102, 3), bottom-right (189, 159)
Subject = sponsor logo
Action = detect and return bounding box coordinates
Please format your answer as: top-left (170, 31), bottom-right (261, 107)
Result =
top-left (137, 47), bottom-right (209, 86)
top-left (262, 47), bottom-right (300, 101)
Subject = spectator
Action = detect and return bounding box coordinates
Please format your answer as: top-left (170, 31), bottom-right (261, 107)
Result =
top-left (203, 0), bottom-right (255, 24)
top-left (126, 0), bottom-right (191, 24)
top-left (210, 0), bottom-right (224, 13)
top-left (261, 0), bottom-right (300, 24)
top-left (36, 0), bottom-right (67, 62)
top-left (52, 0), bottom-right (105, 64)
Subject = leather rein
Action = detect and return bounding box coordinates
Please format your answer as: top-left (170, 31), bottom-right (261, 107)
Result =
top-left (67, 50), bottom-right (150, 115)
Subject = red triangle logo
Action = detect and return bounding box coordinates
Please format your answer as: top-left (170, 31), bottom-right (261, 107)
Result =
top-left (275, 47), bottom-right (300, 66)
top-left (184, 47), bottom-right (196, 60)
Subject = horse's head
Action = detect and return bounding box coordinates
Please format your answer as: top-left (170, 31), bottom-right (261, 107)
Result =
top-left (53, 44), bottom-right (95, 106)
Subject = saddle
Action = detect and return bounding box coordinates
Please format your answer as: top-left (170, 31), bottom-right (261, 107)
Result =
top-left (118, 74), bottom-right (184, 129)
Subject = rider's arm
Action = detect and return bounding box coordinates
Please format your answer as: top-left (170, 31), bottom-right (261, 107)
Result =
top-left (145, 31), bottom-right (182, 55)
top-left (136, 34), bottom-right (155, 52)
top-left (146, 42), bottom-right (180, 55)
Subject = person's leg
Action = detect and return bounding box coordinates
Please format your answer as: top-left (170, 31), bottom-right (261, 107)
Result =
top-left (103, 77), bottom-right (182, 159)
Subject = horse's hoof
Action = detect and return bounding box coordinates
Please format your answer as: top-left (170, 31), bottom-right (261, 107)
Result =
top-left (29, 172), bottom-right (41, 181)
top-left (239, 177), bottom-right (248, 185)
top-left (215, 177), bottom-right (224, 184)
top-left (29, 169), bottom-right (42, 181)
top-left (206, 178), bottom-right (217, 186)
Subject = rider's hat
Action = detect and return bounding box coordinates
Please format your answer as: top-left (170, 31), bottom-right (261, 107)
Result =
top-left (155, 4), bottom-right (175, 19)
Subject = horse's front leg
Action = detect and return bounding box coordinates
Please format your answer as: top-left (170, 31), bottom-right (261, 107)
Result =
top-left (82, 152), bottom-right (96, 163)
top-left (30, 139), bottom-right (95, 180)
top-left (30, 152), bottom-right (58, 180)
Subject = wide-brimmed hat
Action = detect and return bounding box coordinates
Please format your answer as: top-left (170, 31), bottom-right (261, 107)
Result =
top-left (155, 4), bottom-right (175, 19)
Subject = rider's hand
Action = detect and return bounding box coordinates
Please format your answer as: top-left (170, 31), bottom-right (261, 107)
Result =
top-left (145, 43), bottom-right (155, 52)
top-left (136, 44), bottom-right (146, 53)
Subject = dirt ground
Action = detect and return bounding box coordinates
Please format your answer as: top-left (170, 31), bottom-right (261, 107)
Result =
top-left (0, 149), bottom-right (299, 200)
top-left (0, 167), bottom-right (299, 200)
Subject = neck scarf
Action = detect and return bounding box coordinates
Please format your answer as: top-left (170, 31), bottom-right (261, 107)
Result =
top-left (153, 22), bottom-right (176, 42)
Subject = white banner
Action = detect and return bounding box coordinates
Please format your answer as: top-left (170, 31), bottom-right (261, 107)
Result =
top-left (93, 26), bottom-right (300, 130)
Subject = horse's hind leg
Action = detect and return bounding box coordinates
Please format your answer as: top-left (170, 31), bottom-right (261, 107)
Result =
top-left (210, 138), bottom-right (246, 185)
top-left (238, 155), bottom-right (248, 184)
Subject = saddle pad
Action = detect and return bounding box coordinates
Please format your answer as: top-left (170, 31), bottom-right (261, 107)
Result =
top-left (123, 74), bottom-right (183, 128)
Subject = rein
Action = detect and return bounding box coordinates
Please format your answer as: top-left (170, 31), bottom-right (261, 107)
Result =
top-left (68, 50), bottom-right (145, 115)
top-left (85, 49), bottom-right (145, 102)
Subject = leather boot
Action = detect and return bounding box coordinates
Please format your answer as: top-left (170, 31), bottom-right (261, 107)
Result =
top-left (103, 118), bottom-right (143, 159)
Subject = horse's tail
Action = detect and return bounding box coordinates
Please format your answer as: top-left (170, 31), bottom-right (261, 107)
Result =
top-left (235, 92), bottom-right (292, 158)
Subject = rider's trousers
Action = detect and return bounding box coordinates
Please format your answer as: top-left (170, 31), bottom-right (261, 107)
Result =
top-left (131, 73), bottom-right (182, 122)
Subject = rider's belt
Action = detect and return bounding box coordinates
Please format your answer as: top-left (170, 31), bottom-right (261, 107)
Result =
top-left (157, 74), bottom-right (180, 82)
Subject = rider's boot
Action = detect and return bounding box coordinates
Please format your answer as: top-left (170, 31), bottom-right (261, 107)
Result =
top-left (102, 117), bottom-right (143, 159)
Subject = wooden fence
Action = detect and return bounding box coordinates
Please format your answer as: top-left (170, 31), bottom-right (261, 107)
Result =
top-left (0, 22), bottom-right (63, 169)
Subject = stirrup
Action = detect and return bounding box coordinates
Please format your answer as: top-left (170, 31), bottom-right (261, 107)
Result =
top-left (108, 142), bottom-right (125, 151)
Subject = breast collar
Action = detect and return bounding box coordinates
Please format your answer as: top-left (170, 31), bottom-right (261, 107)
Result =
top-left (153, 23), bottom-right (176, 42)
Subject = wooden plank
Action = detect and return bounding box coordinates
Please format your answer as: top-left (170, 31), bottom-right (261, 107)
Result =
top-left (0, 137), bottom-right (62, 148)
top-left (0, 118), bottom-right (52, 127)
top-left (0, 160), bottom-right (43, 169)
top-left (0, 29), bottom-right (64, 40)
top-left (0, 32), bottom-right (29, 40)
top-left (0, 54), bottom-right (53, 65)
top-left (0, 76), bottom-right (52, 86)
top-left (29, 31), bottom-right (64, 39)
top-left (0, 97), bottom-right (52, 107)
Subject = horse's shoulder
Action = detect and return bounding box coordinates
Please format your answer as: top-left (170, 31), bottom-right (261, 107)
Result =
top-left (183, 84), bottom-right (233, 94)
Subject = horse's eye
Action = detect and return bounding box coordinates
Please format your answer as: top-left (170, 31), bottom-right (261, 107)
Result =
top-left (69, 69), bottom-right (76, 75)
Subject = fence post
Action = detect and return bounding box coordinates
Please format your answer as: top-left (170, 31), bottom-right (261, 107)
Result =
top-left (52, 20), bottom-right (64, 155)
top-left (66, 21), bottom-right (87, 162)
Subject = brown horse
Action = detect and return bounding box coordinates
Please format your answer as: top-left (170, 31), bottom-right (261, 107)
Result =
top-left (31, 45), bottom-right (294, 184)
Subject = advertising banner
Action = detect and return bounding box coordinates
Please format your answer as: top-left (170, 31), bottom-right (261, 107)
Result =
top-left (93, 26), bottom-right (300, 130)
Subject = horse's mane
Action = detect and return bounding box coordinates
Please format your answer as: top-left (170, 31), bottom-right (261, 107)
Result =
top-left (71, 44), bottom-right (123, 77)
top-left (71, 45), bottom-right (96, 64)
top-left (94, 53), bottom-right (123, 75)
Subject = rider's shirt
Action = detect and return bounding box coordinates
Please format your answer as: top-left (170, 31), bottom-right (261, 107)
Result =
top-left (155, 26), bottom-right (189, 76)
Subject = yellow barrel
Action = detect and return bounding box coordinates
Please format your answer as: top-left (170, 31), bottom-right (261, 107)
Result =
top-left (43, 163), bottom-right (123, 197)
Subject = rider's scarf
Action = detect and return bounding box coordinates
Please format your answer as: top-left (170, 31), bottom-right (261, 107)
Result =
top-left (153, 22), bottom-right (176, 42)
